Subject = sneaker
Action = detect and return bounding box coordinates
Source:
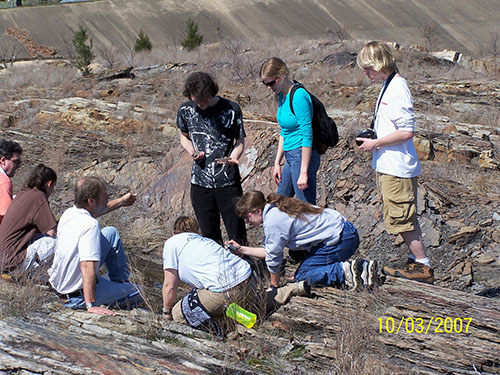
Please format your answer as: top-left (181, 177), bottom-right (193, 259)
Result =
top-left (342, 261), bottom-right (354, 289)
top-left (343, 260), bottom-right (363, 290)
top-left (360, 260), bottom-right (378, 287)
top-left (382, 262), bottom-right (434, 284)
top-left (296, 280), bottom-right (311, 297)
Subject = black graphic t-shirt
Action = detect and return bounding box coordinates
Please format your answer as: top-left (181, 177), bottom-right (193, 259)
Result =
top-left (177, 97), bottom-right (246, 188)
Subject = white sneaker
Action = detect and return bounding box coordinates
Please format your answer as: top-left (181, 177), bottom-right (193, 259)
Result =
top-left (360, 260), bottom-right (378, 287)
top-left (343, 261), bottom-right (362, 290)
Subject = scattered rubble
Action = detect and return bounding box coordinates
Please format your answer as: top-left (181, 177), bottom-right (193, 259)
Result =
top-left (4, 28), bottom-right (57, 58)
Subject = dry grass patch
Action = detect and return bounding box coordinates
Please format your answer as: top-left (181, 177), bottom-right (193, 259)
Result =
top-left (0, 61), bottom-right (79, 89)
top-left (0, 277), bottom-right (55, 319)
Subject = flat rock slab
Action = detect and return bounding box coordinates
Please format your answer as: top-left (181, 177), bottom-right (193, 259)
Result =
top-left (0, 313), bottom-right (256, 375)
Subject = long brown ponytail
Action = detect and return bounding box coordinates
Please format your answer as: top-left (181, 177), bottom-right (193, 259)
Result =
top-left (235, 190), bottom-right (323, 220)
top-left (265, 193), bottom-right (323, 220)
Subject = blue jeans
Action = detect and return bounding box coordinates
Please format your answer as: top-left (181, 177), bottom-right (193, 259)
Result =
top-left (277, 147), bottom-right (321, 205)
top-left (294, 221), bottom-right (359, 286)
top-left (64, 227), bottom-right (142, 309)
top-left (100, 226), bottom-right (129, 282)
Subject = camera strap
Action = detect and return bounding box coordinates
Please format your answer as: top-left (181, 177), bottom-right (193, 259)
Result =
top-left (371, 71), bottom-right (396, 129)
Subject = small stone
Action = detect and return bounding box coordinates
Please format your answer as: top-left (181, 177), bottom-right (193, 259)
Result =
top-left (463, 261), bottom-right (473, 275)
top-left (477, 254), bottom-right (495, 264)
top-left (447, 226), bottom-right (479, 244)
top-left (394, 234), bottom-right (404, 246)
top-left (461, 273), bottom-right (473, 286)
top-left (492, 230), bottom-right (500, 243)
top-left (479, 219), bottom-right (493, 227)
top-left (446, 220), bottom-right (463, 227)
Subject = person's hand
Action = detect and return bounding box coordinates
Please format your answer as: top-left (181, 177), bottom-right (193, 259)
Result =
top-left (356, 138), bottom-right (377, 152)
top-left (297, 173), bottom-right (308, 190)
top-left (193, 150), bottom-right (205, 160)
top-left (216, 157), bottom-right (239, 165)
top-left (272, 164), bottom-right (282, 186)
top-left (87, 306), bottom-right (116, 316)
top-left (120, 193), bottom-right (137, 207)
top-left (225, 240), bottom-right (243, 255)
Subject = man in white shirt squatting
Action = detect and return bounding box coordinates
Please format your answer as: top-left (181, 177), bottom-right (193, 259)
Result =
top-left (49, 176), bottom-right (141, 315)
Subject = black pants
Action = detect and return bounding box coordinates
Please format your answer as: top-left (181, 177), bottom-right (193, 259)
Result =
top-left (190, 184), bottom-right (247, 245)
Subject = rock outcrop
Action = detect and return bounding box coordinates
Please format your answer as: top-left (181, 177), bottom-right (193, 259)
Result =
top-left (0, 51), bottom-right (498, 374)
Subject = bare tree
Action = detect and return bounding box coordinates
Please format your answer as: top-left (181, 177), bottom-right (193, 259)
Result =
top-left (221, 38), bottom-right (258, 83)
top-left (96, 44), bottom-right (118, 69)
top-left (0, 37), bottom-right (18, 68)
top-left (487, 32), bottom-right (499, 57)
top-left (121, 38), bottom-right (135, 66)
top-left (333, 23), bottom-right (351, 45)
top-left (418, 24), bottom-right (442, 52)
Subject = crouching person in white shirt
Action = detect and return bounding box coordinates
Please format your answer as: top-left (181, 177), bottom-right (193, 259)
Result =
top-left (162, 216), bottom-right (309, 335)
top-left (48, 176), bottom-right (142, 316)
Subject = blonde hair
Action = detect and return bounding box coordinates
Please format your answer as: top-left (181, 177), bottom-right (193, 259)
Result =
top-left (173, 216), bottom-right (199, 234)
top-left (235, 191), bottom-right (323, 221)
top-left (357, 41), bottom-right (397, 74)
top-left (260, 57), bottom-right (289, 78)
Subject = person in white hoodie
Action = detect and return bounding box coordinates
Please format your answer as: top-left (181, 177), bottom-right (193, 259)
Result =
top-left (228, 191), bottom-right (378, 290)
top-left (356, 41), bottom-right (433, 284)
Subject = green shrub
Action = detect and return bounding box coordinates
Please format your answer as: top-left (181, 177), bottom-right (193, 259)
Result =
top-left (72, 25), bottom-right (94, 76)
top-left (181, 17), bottom-right (203, 51)
top-left (135, 30), bottom-right (153, 52)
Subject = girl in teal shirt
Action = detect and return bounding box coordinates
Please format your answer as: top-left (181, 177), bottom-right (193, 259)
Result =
top-left (260, 57), bottom-right (321, 204)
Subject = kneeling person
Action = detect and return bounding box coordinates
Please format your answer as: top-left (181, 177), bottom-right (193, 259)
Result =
top-left (162, 216), bottom-right (308, 333)
top-left (48, 176), bottom-right (141, 316)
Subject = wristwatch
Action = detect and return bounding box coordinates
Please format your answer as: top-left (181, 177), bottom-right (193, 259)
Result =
top-left (86, 301), bottom-right (96, 310)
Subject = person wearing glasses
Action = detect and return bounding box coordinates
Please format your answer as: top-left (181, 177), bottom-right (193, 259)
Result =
top-left (228, 190), bottom-right (378, 290)
top-left (356, 41), bottom-right (433, 284)
top-left (0, 164), bottom-right (57, 278)
top-left (260, 57), bottom-right (320, 205)
top-left (176, 71), bottom-right (247, 246)
top-left (0, 139), bottom-right (23, 224)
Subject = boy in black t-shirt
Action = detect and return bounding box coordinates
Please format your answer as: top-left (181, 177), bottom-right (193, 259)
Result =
top-left (177, 72), bottom-right (247, 246)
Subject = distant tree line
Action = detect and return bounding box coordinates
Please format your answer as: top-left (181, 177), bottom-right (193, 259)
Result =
top-left (72, 18), bottom-right (204, 75)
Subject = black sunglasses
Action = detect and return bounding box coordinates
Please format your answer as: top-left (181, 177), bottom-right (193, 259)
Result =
top-left (262, 77), bottom-right (277, 87)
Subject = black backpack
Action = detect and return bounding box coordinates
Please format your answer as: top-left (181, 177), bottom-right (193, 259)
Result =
top-left (289, 81), bottom-right (339, 154)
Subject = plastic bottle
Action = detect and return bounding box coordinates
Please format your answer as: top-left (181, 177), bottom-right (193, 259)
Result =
top-left (225, 303), bottom-right (256, 329)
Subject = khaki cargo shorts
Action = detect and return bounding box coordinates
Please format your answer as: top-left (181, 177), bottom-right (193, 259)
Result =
top-left (376, 173), bottom-right (418, 235)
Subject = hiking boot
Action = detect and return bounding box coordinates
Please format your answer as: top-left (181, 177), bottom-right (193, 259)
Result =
top-left (382, 262), bottom-right (434, 284)
top-left (343, 260), bottom-right (363, 290)
top-left (360, 260), bottom-right (378, 287)
top-left (296, 280), bottom-right (311, 297)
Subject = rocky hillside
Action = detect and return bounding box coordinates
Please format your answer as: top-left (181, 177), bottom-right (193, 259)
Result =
top-left (0, 41), bottom-right (499, 374)
top-left (1, 0), bottom-right (500, 57)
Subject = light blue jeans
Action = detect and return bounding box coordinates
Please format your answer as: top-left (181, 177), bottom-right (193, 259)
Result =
top-left (277, 147), bottom-right (321, 205)
top-left (64, 226), bottom-right (142, 309)
top-left (294, 221), bottom-right (359, 286)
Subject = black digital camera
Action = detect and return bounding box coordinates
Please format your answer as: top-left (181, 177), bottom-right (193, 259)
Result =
top-left (356, 128), bottom-right (377, 146)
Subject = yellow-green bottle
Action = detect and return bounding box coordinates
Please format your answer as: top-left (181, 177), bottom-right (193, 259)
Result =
top-left (225, 303), bottom-right (256, 329)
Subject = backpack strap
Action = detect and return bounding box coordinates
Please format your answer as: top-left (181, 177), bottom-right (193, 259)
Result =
top-left (288, 80), bottom-right (304, 116)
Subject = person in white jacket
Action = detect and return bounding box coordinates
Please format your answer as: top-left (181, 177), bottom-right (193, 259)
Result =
top-left (356, 41), bottom-right (433, 284)
top-left (229, 191), bottom-right (378, 290)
